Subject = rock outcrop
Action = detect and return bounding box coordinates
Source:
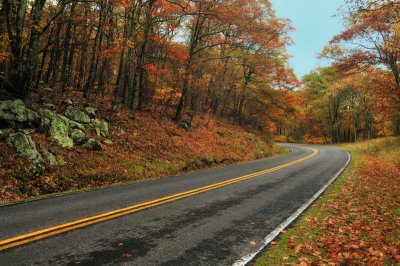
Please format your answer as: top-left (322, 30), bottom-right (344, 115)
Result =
top-left (38, 108), bottom-right (85, 148)
top-left (0, 100), bottom-right (110, 177)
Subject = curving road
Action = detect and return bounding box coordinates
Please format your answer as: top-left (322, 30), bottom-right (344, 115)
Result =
top-left (0, 144), bottom-right (350, 265)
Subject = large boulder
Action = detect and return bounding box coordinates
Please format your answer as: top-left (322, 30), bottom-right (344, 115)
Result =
top-left (6, 133), bottom-right (45, 176)
top-left (83, 138), bottom-right (102, 151)
top-left (65, 106), bottom-right (91, 124)
top-left (0, 99), bottom-right (39, 126)
top-left (48, 116), bottom-right (74, 147)
top-left (91, 118), bottom-right (109, 137)
top-left (38, 108), bottom-right (84, 147)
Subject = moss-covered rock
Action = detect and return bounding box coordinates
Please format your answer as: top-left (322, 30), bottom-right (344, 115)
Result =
top-left (91, 118), bottom-right (109, 137)
top-left (65, 106), bottom-right (90, 124)
top-left (179, 120), bottom-right (191, 131)
top-left (38, 108), bottom-right (84, 148)
top-left (0, 99), bottom-right (39, 126)
top-left (84, 107), bottom-right (97, 118)
top-left (6, 133), bottom-right (45, 176)
top-left (103, 139), bottom-right (113, 145)
top-left (41, 147), bottom-right (59, 167)
top-left (83, 138), bottom-right (102, 151)
top-left (71, 129), bottom-right (86, 145)
top-left (48, 117), bottom-right (73, 147)
top-left (0, 128), bottom-right (14, 140)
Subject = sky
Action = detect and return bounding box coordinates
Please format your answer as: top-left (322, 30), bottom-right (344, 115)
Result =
top-left (270, 0), bottom-right (344, 78)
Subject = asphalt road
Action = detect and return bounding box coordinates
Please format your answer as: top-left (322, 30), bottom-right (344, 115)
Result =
top-left (0, 144), bottom-right (350, 265)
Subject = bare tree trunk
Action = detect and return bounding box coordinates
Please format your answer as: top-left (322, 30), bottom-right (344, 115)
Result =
top-left (61, 1), bottom-right (77, 93)
top-left (3, 0), bottom-right (28, 97)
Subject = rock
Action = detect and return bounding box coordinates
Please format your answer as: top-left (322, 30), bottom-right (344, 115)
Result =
top-left (178, 120), bottom-right (191, 131)
top-left (6, 133), bottom-right (45, 175)
top-left (65, 106), bottom-right (91, 124)
top-left (103, 139), bottom-right (113, 145)
top-left (41, 146), bottom-right (58, 167)
top-left (92, 118), bottom-right (109, 137)
top-left (48, 117), bottom-right (74, 148)
top-left (63, 99), bottom-right (73, 106)
top-left (18, 128), bottom-right (36, 135)
top-left (0, 99), bottom-right (39, 126)
top-left (84, 107), bottom-right (97, 118)
top-left (38, 108), bottom-right (84, 147)
top-left (71, 129), bottom-right (86, 145)
top-left (39, 108), bottom-right (83, 129)
top-left (0, 128), bottom-right (14, 140)
top-left (43, 103), bottom-right (56, 110)
top-left (83, 138), bottom-right (102, 151)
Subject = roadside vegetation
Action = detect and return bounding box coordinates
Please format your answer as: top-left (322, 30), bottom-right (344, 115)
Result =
top-left (0, 107), bottom-right (285, 204)
top-left (255, 137), bottom-right (400, 265)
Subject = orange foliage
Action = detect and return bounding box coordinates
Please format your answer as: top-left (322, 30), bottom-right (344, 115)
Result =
top-left (0, 111), bottom-right (279, 203)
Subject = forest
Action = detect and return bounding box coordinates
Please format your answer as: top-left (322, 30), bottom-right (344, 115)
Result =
top-left (0, 0), bottom-right (298, 129)
top-left (0, 0), bottom-right (399, 195)
top-left (0, 1), bottom-right (399, 265)
top-left (1, 0), bottom-right (398, 144)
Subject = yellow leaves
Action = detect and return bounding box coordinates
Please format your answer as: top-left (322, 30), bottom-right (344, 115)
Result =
top-left (126, 40), bottom-right (135, 48)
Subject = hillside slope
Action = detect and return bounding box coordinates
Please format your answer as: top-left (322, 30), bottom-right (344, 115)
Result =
top-left (0, 103), bottom-right (284, 203)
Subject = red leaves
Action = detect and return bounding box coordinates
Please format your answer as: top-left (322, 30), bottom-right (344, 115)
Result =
top-left (166, 47), bottom-right (189, 62)
top-left (142, 64), bottom-right (158, 72)
top-left (279, 145), bottom-right (400, 265)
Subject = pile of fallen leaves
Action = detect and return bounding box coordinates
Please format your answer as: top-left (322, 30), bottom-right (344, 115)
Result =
top-left (256, 138), bottom-right (400, 265)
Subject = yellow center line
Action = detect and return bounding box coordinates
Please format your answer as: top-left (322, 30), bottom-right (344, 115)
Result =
top-left (0, 148), bottom-right (318, 251)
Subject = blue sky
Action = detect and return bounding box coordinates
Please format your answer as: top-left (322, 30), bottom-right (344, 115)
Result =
top-left (270, 0), bottom-right (344, 78)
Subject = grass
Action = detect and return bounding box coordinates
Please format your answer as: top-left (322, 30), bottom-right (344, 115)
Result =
top-left (255, 137), bottom-right (400, 266)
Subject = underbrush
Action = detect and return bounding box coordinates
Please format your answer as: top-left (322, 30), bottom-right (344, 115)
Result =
top-left (0, 112), bottom-right (286, 203)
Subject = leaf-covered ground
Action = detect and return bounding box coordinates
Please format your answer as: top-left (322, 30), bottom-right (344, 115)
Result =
top-left (255, 138), bottom-right (400, 265)
top-left (0, 110), bottom-right (284, 204)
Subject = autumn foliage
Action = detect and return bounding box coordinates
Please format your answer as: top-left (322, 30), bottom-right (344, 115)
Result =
top-left (0, 0), bottom-right (297, 131)
top-left (0, 110), bottom-right (284, 203)
top-left (256, 138), bottom-right (400, 265)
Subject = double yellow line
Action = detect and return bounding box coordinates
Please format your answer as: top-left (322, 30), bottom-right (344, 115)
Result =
top-left (0, 148), bottom-right (318, 251)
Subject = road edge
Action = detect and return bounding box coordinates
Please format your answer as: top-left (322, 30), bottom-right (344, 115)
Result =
top-left (232, 149), bottom-right (352, 266)
top-left (0, 147), bottom-right (291, 208)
